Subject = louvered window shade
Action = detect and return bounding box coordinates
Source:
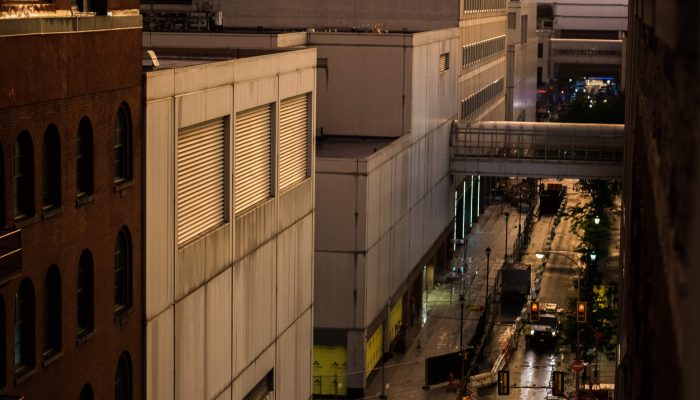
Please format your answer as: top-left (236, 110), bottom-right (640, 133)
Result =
top-left (235, 104), bottom-right (272, 214)
top-left (177, 118), bottom-right (226, 245)
top-left (279, 94), bottom-right (309, 191)
top-left (439, 53), bottom-right (449, 71)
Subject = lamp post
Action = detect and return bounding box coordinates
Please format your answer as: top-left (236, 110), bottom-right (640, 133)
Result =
top-left (503, 212), bottom-right (510, 261)
top-left (485, 247), bottom-right (491, 306)
top-left (536, 250), bottom-right (585, 299)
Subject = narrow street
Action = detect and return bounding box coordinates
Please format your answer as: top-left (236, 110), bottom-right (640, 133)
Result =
top-left (477, 181), bottom-right (581, 399)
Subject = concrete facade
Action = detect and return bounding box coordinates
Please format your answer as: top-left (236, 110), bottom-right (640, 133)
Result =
top-left (313, 28), bottom-right (458, 396)
top-left (0, 3), bottom-right (143, 399)
top-left (143, 48), bottom-right (316, 400)
top-left (506, 0), bottom-right (537, 121)
top-left (619, 1), bottom-right (700, 399)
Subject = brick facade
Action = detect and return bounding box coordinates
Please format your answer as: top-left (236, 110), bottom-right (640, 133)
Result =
top-left (620, 1), bottom-right (700, 399)
top-left (0, 24), bottom-right (142, 400)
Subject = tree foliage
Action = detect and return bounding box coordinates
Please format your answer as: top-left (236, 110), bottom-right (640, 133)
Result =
top-left (559, 180), bottom-right (619, 362)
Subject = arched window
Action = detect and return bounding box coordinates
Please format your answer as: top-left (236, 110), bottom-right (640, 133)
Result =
top-left (0, 144), bottom-right (5, 227)
top-left (14, 278), bottom-right (35, 376)
top-left (76, 118), bottom-right (94, 199)
top-left (14, 131), bottom-right (35, 220)
top-left (114, 103), bottom-right (132, 183)
top-left (42, 125), bottom-right (62, 210)
top-left (114, 228), bottom-right (132, 313)
top-left (77, 250), bottom-right (94, 338)
top-left (0, 296), bottom-right (6, 388)
top-left (79, 383), bottom-right (94, 400)
top-left (44, 266), bottom-right (62, 357)
top-left (115, 352), bottom-right (132, 400)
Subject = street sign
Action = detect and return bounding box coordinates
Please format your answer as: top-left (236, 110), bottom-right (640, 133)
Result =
top-left (572, 359), bottom-right (585, 372)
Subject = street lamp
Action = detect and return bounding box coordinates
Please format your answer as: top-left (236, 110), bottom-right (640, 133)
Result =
top-left (593, 216), bottom-right (600, 225)
top-left (485, 247), bottom-right (492, 306)
top-left (503, 212), bottom-right (510, 261)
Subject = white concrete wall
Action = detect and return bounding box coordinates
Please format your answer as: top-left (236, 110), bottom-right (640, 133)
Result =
top-left (311, 33), bottom-right (412, 138)
top-left (218, 0), bottom-right (459, 32)
top-left (314, 29), bottom-right (457, 331)
top-left (507, 0), bottom-right (537, 121)
top-left (144, 49), bottom-right (316, 400)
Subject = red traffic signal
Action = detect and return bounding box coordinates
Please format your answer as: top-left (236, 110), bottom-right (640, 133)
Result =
top-left (552, 371), bottom-right (565, 396)
top-left (497, 370), bottom-right (510, 395)
top-left (530, 301), bottom-right (540, 322)
top-left (576, 301), bottom-right (587, 323)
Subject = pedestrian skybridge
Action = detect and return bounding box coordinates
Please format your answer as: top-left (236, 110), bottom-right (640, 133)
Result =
top-left (450, 121), bottom-right (624, 179)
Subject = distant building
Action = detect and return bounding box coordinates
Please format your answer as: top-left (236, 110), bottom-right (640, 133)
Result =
top-left (620, 1), bottom-right (700, 399)
top-left (0, 0), bottom-right (142, 398)
top-left (142, 47), bottom-right (316, 400)
top-left (536, 0), bottom-right (628, 83)
top-left (507, 0), bottom-right (538, 121)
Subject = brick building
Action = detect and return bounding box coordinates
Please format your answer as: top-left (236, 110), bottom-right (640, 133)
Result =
top-left (0, 1), bottom-right (142, 398)
top-left (620, 1), bottom-right (700, 399)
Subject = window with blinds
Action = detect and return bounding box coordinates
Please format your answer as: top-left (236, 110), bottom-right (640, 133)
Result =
top-left (177, 118), bottom-right (226, 245)
top-left (279, 94), bottom-right (309, 191)
top-left (439, 53), bottom-right (450, 72)
top-left (235, 104), bottom-right (272, 214)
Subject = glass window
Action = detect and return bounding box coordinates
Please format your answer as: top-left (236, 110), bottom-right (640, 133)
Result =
top-left (77, 118), bottom-right (94, 198)
top-left (14, 278), bottom-right (35, 376)
top-left (114, 228), bottom-right (132, 313)
top-left (14, 131), bottom-right (35, 220)
top-left (80, 384), bottom-right (94, 400)
top-left (115, 352), bottom-right (132, 400)
top-left (77, 250), bottom-right (94, 337)
top-left (42, 125), bottom-right (62, 210)
top-left (114, 103), bottom-right (132, 183)
top-left (44, 266), bottom-right (62, 357)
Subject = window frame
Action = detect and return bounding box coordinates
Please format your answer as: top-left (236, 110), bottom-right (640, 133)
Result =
top-left (114, 103), bottom-right (133, 184)
top-left (114, 228), bottom-right (132, 315)
top-left (77, 250), bottom-right (94, 339)
top-left (76, 118), bottom-right (94, 200)
top-left (42, 125), bottom-right (62, 212)
top-left (115, 352), bottom-right (133, 400)
top-left (43, 266), bottom-right (62, 360)
top-left (14, 278), bottom-right (35, 377)
top-left (14, 131), bottom-right (35, 221)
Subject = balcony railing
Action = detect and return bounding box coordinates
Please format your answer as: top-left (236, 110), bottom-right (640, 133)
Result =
top-left (0, 229), bottom-right (21, 285)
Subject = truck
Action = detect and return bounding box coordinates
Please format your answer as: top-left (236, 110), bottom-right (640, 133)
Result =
top-left (523, 302), bottom-right (560, 347)
top-left (499, 263), bottom-right (532, 316)
top-left (539, 183), bottom-right (566, 215)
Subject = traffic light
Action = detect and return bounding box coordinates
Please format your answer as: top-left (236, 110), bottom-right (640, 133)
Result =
top-left (530, 301), bottom-right (540, 322)
top-left (576, 301), bottom-right (587, 323)
top-left (552, 371), bottom-right (565, 396)
top-left (497, 370), bottom-right (510, 395)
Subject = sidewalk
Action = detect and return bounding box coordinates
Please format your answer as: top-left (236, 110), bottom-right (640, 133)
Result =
top-left (363, 202), bottom-right (523, 399)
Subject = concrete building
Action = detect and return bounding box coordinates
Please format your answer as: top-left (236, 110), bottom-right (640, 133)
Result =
top-left (619, 1), bottom-right (700, 399)
top-left (140, 1), bottom-right (506, 397)
top-left (0, 1), bottom-right (143, 399)
top-left (506, 0), bottom-right (538, 121)
top-left (536, 0), bottom-right (627, 83)
top-left (311, 28), bottom-right (459, 397)
top-left (142, 48), bottom-right (316, 400)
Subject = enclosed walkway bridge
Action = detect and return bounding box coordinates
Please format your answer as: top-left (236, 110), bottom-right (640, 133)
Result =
top-left (450, 121), bottom-right (624, 179)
